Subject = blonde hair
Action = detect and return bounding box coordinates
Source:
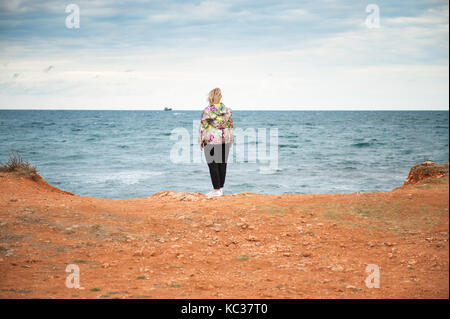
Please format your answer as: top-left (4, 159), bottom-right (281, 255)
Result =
top-left (208, 88), bottom-right (222, 105)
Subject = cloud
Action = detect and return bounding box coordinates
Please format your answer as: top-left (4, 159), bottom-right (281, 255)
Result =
top-left (148, 1), bottom-right (231, 23)
top-left (0, 0), bottom-right (448, 109)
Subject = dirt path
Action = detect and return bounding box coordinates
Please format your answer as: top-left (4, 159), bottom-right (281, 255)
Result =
top-left (0, 172), bottom-right (448, 298)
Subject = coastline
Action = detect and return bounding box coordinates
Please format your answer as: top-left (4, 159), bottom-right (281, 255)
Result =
top-left (0, 162), bottom-right (448, 298)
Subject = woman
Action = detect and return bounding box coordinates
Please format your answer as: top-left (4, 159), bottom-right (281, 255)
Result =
top-left (199, 88), bottom-right (234, 197)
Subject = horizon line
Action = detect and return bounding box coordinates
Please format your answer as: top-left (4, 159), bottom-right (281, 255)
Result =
top-left (0, 108), bottom-right (448, 111)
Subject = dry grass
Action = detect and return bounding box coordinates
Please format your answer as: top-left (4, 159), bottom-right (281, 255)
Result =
top-left (319, 197), bottom-right (448, 233)
top-left (412, 175), bottom-right (449, 189)
top-left (0, 151), bottom-right (39, 181)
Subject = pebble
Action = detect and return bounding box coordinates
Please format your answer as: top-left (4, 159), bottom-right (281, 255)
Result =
top-left (331, 265), bottom-right (344, 272)
top-left (346, 285), bottom-right (361, 291)
top-left (408, 259), bottom-right (417, 265)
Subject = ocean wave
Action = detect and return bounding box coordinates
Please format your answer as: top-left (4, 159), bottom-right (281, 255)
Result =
top-left (351, 142), bottom-right (372, 148)
top-left (63, 154), bottom-right (85, 160)
top-left (95, 170), bottom-right (165, 185)
top-left (279, 144), bottom-right (300, 148)
top-left (259, 167), bottom-right (283, 174)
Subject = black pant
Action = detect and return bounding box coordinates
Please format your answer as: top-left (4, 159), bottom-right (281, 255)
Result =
top-left (204, 143), bottom-right (231, 189)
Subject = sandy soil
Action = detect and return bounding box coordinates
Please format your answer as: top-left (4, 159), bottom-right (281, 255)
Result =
top-left (0, 169), bottom-right (448, 299)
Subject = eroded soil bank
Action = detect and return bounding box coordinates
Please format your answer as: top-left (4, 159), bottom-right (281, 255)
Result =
top-left (0, 164), bottom-right (448, 298)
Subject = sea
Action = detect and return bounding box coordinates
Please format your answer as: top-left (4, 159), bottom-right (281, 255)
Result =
top-left (0, 110), bottom-right (448, 198)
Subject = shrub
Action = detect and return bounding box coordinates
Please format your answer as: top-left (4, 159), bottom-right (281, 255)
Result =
top-left (0, 151), bottom-right (39, 181)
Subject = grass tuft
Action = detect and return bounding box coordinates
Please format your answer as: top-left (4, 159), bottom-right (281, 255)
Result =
top-left (0, 151), bottom-right (39, 181)
top-left (236, 255), bottom-right (249, 261)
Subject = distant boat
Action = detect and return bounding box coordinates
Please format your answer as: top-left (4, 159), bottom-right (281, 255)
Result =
top-left (164, 107), bottom-right (172, 111)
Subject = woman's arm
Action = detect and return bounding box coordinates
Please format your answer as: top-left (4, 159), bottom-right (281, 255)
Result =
top-left (198, 109), bottom-right (206, 150)
top-left (228, 109), bottom-right (234, 147)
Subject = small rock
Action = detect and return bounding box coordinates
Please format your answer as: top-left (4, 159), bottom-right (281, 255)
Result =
top-left (331, 265), bottom-right (344, 272)
top-left (346, 285), bottom-right (361, 291)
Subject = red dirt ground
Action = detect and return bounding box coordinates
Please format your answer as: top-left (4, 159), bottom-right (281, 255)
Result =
top-left (0, 168), bottom-right (448, 299)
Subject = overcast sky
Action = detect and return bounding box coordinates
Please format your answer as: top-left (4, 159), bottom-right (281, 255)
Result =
top-left (0, 0), bottom-right (448, 110)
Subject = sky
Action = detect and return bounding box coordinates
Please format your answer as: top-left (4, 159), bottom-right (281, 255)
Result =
top-left (0, 0), bottom-right (448, 110)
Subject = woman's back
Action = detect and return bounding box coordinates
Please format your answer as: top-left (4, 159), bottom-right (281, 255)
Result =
top-left (199, 102), bottom-right (233, 146)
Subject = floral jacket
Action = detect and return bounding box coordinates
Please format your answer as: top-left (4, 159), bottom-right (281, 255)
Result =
top-left (198, 103), bottom-right (234, 146)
